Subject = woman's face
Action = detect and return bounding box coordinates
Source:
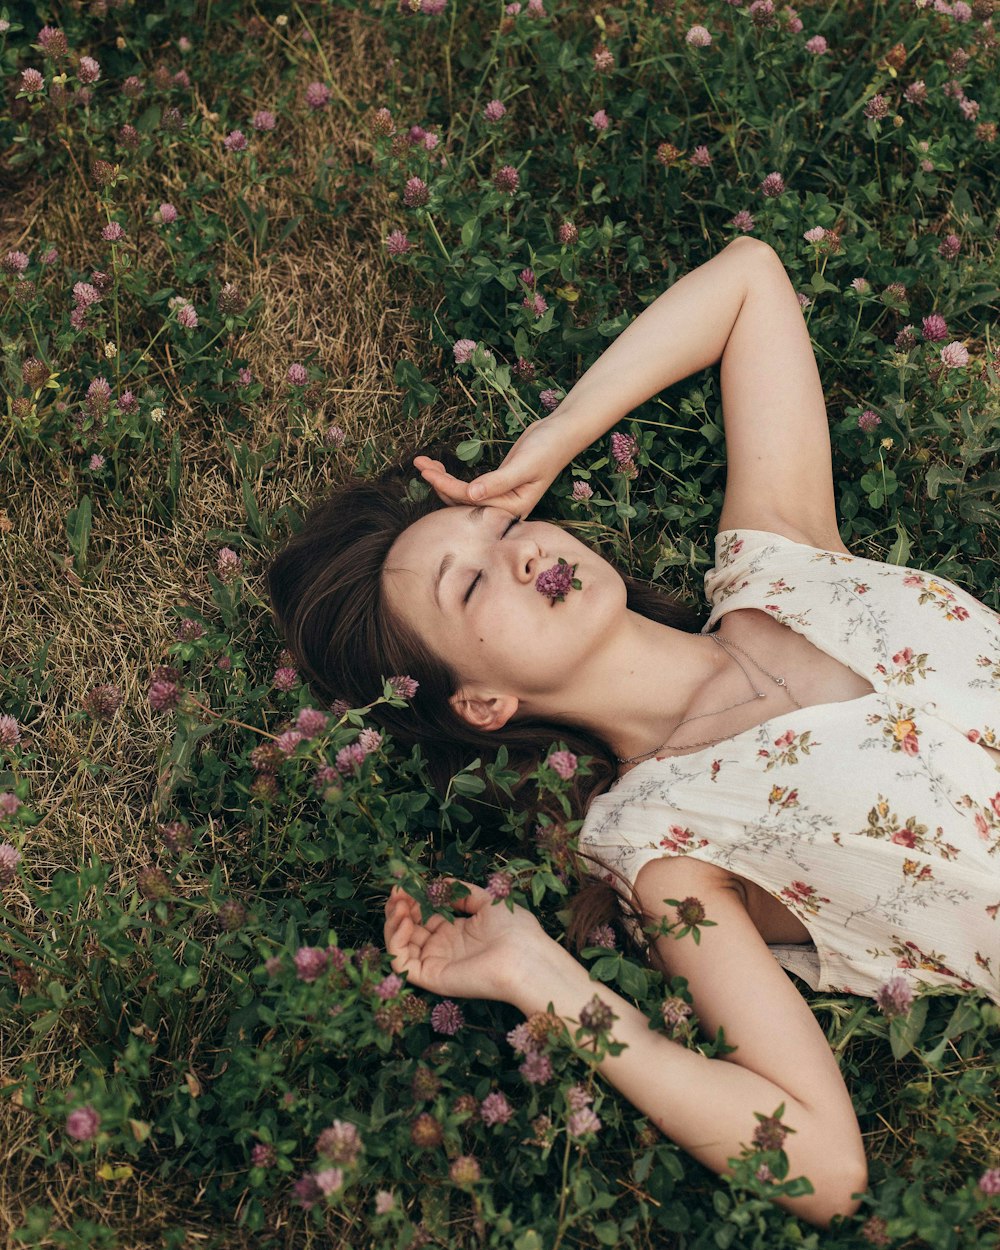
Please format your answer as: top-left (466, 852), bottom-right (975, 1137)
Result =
top-left (382, 504), bottom-right (627, 718)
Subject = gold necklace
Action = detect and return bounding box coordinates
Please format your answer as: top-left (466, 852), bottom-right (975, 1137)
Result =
top-left (615, 632), bottom-right (804, 765)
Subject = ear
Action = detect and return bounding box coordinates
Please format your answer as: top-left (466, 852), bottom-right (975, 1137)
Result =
top-left (449, 690), bottom-right (519, 733)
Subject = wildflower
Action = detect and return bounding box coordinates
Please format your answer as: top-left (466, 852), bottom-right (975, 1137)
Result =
top-left (480, 1091), bottom-right (514, 1126)
top-left (252, 109), bottom-right (276, 131)
top-left (431, 999), bottom-right (464, 1034)
top-left (122, 76), bottom-right (144, 100)
top-left (159, 820), bottom-right (192, 853)
top-left (760, 171), bottom-right (785, 197)
top-left (0, 844), bottom-right (22, 884)
top-left (523, 292), bottom-right (547, 317)
top-left (223, 129), bottom-right (248, 152)
top-left (493, 165), bottom-right (520, 194)
top-left (216, 547), bottom-right (242, 581)
top-left (0, 716), bottom-right (21, 749)
top-left (566, 1084), bottom-right (593, 1111)
top-left (506, 1022), bottom-right (536, 1053)
top-left (568, 1107), bottom-right (602, 1137)
top-left (450, 1155), bottom-right (481, 1185)
top-left (729, 209), bottom-right (756, 233)
top-left (922, 313), bottom-right (949, 341)
top-left (316, 1120), bottom-right (362, 1165)
top-left (519, 1050), bottom-right (553, 1084)
top-left (371, 107), bottom-right (394, 136)
top-left (82, 683), bottom-right (122, 720)
top-left (539, 388), bottom-right (563, 411)
top-left (656, 142), bottom-right (682, 166)
top-left (452, 338), bottom-right (477, 364)
top-left (335, 742), bottom-right (367, 773)
top-left (749, 0), bottom-right (777, 27)
top-left (579, 993), bottom-right (615, 1032)
top-left (904, 80), bottom-right (928, 104)
top-left (979, 1169), bottom-right (1000, 1195)
top-left (294, 946), bottom-right (329, 982)
top-left (389, 675), bottom-right (419, 699)
top-left (20, 69), bottom-right (45, 94)
top-left (410, 1112), bottom-right (443, 1148)
top-left (689, 145), bottom-right (712, 167)
top-left (358, 727), bottom-right (382, 754)
top-left (858, 410), bottom-right (881, 433)
top-left (66, 1106), bottom-right (100, 1141)
top-left (685, 25), bottom-right (712, 46)
top-left (535, 559), bottom-right (579, 602)
top-left (676, 896), bottom-right (706, 926)
top-left (37, 26), bottom-right (69, 58)
top-left (252, 1142), bottom-right (276, 1167)
top-left (40, 247), bottom-right (58, 265)
top-left (375, 1190), bottom-right (395, 1214)
top-left (661, 996), bottom-right (693, 1029)
top-left (78, 56), bottom-right (101, 84)
top-left (805, 35), bottom-right (829, 54)
top-left (177, 303), bottom-right (198, 328)
top-left (803, 227), bottom-right (826, 244)
top-left (149, 664), bottom-right (181, 711)
top-left (275, 728), bottom-right (305, 756)
top-left (483, 99), bottom-right (506, 122)
top-left (941, 342), bottom-right (969, 368)
top-left (296, 707), bottom-right (329, 738)
top-left (752, 1113), bottom-right (788, 1151)
top-left (959, 96), bottom-right (980, 122)
top-left (487, 871), bottom-right (512, 900)
top-left (305, 81), bottom-right (332, 109)
top-left (611, 431), bottom-right (639, 466)
top-left (939, 233), bottom-right (961, 260)
top-left (292, 1173), bottom-right (323, 1210)
top-left (548, 749), bottom-right (578, 780)
top-left (403, 176), bottom-right (429, 207)
top-left (286, 362), bottom-right (308, 386)
top-left (895, 325), bottom-right (918, 351)
top-left (218, 900), bottom-right (247, 931)
top-left (238, 367), bottom-right (253, 387)
top-left (883, 281), bottom-right (907, 302)
top-left (385, 229), bottom-right (411, 255)
top-left (558, 222), bottom-right (578, 245)
top-left (3, 251), bottom-right (29, 275)
top-left (138, 866), bottom-right (171, 899)
top-left (323, 423), bottom-right (346, 449)
top-left (851, 277), bottom-right (870, 294)
top-left (586, 923), bottom-right (616, 948)
top-left (785, 8), bottom-right (804, 33)
top-left (593, 45), bottom-right (614, 71)
top-left (874, 974), bottom-right (914, 1018)
top-left (591, 108), bottom-right (609, 131)
top-left (864, 94), bottom-right (889, 120)
top-left (571, 480), bottom-right (593, 501)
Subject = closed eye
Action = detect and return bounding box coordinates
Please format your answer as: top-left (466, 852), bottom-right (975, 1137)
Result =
top-left (464, 515), bottom-right (521, 603)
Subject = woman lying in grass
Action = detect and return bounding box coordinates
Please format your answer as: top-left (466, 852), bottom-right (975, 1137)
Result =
top-left (267, 237), bottom-right (1000, 1228)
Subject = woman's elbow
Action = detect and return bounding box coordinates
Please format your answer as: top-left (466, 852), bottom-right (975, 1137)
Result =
top-left (806, 1155), bottom-right (869, 1229)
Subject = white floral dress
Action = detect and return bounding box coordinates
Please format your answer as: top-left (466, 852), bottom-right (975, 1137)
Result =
top-left (579, 529), bottom-right (1000, 1002)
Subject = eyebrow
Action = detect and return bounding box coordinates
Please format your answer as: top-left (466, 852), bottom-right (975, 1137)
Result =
top-left (433, 505), bottom-right (488, 610)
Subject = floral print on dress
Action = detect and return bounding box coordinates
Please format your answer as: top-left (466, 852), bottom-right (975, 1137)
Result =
top-left (883, 646), bottom-right (937, 688)
top-left (579, 528), bottom-right (1000, 1004)
top-left (756, 727), bottom-right (818, 771)
top-left (780, 880), bottom-right (831, 916)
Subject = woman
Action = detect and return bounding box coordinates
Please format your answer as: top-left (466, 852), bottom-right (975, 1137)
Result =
top-left (268, 237), bottom-right (999, 1228)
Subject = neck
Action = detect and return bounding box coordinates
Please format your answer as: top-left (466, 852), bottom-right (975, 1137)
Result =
top-left (531, 612), bottom-right (731, 764)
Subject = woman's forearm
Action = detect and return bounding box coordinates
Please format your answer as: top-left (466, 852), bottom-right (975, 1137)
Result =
top-left (553, 236), bottom-right (768, 455)
top-left (503, 941), bottom-right (863, 1229)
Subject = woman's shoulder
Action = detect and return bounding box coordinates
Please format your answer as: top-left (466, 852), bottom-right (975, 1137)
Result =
top-left (714, 521), bottom-right (854, 558)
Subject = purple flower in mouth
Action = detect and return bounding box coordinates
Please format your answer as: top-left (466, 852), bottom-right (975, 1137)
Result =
top-left (535, 558), bottom-right (581, 603)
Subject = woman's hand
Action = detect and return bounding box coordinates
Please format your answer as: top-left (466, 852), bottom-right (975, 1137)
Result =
top-left (383, 879), bottom-right (554, 1004)
top-left (414, 411), bottom-right (581, 520)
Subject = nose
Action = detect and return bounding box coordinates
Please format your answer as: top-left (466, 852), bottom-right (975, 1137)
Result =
top-left (509, 533), bottom-right (543, 584)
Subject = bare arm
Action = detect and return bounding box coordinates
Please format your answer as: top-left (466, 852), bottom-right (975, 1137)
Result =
top-left (418, 238), bottom-right (844, 551)
top-left (502, 860), bottom-right (867, 1229)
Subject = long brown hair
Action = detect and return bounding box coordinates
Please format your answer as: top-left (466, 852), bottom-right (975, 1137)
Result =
top-left (266, 443), bottom-right (710, 959)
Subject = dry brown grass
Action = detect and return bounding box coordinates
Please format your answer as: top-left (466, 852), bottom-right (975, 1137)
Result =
top-left (0, 7), bottom-right (461, 1245)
